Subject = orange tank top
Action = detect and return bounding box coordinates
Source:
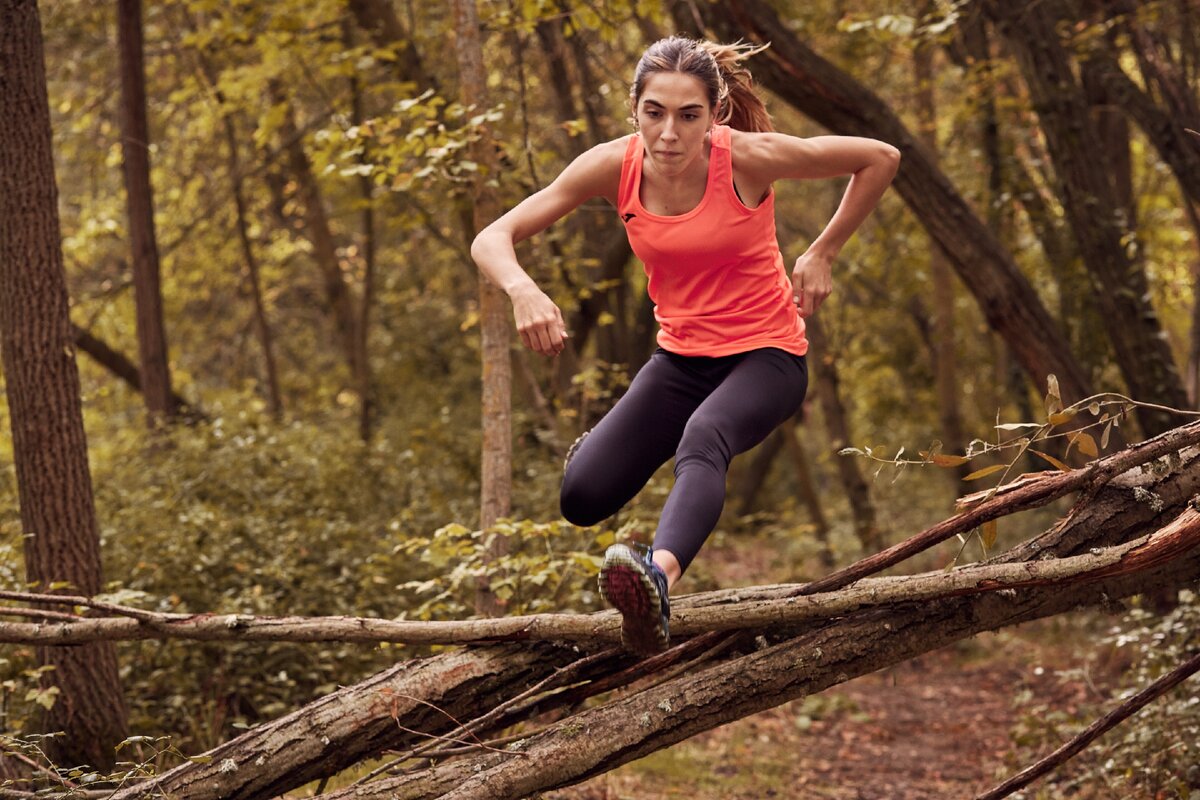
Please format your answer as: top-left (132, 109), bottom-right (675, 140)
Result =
top-left (617, 124), bottom-right (808, 358)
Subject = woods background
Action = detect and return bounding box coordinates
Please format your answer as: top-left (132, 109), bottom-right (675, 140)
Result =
top-left (2, 0), bottom-right (1200, 797)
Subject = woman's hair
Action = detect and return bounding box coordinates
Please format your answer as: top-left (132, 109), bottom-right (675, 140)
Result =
top-left (630, 36), bottom-right (773, 133)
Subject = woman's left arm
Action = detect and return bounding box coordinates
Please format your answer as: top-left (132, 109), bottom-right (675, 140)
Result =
top-left (739, 133), bottom-right (901, 317)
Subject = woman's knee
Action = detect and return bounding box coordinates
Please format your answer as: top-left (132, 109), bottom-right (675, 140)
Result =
top-left (559, 471), bottom-right (611, 527)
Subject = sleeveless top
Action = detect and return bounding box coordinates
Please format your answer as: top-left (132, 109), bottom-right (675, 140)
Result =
top-left (616, 124), bottom-right (808, 358)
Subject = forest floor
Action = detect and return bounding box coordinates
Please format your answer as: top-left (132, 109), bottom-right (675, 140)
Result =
top-left (544, 526), bottom-right (1144, 800)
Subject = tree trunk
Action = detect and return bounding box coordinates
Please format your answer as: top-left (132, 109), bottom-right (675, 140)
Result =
top-left (982, 0), bottom-right (1190, 435)
top-left (347, 19), bottom-right (377, 441)
top-left (108, 645), bottom-right (602, 800)
top-left (453, 0), bottom-right (511, 615)
top-left (1081, 0), bottom-right (1200, 209)
top-left (915, 31), bottom-right (970, 493)
top-left (733, 428), bottom-right (784, 515)
top-left (225, 117), bottom-right (284, 421)
top-left (805, 315), bottom-right (881, 552)
top-left (270, 84), bottom-right (364, 393)
top-left (0, 0), bottom-right (128, 769)
top-left (677, 0), bottom-right (1094, 408)
top-left (71, 323), bottom-right (197, 415)
top-left (117, 0), bottom-right (176, 423)
top-left (782, 421), bottom-right (835, 568)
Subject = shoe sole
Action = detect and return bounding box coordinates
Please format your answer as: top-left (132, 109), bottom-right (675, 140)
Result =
top-left (598, 546), bottom-right (669, 656)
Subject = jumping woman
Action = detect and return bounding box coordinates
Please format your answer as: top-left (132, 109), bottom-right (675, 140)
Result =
top-left (471, 36), bottom-right (900, 655)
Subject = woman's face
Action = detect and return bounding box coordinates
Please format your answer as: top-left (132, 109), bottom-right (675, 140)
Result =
top-left (634, 71), bottom-right (714, 177)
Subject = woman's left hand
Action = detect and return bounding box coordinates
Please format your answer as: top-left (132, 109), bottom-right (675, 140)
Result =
top-left (791, 248), bottom-right (834, 318)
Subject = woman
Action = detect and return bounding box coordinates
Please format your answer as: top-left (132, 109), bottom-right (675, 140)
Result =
top-left (471, 36), bottom-right (899, 655)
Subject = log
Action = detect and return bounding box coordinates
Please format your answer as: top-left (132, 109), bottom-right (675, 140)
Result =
top-left (106, 431), bottom-right (1200, 800)
top-left (321, 508), bottom-right (1200, 800)
top-left (107, 644), bottom-right (622, 800)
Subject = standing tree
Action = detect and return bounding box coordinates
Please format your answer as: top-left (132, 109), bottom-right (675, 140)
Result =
top-left (982, 0), bottom-right (1191, 436)
top-left (0, 0), bottom-right (128, 770)
top-left (117, 0), bottom-right (176, 423)
top-left (453, 0), bottom-right (512, 558)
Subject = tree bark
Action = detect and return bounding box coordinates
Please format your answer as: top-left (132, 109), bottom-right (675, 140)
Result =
top-left (677, 0), bottom-right (1094, 407)
top-left (107, 645), bottom-right (603, 800)
top-left (1081, 0), bottom-right (1200, 209)
top-left (0, 0), bottom-right (128, 769)
top-left (453, 0), bottom-right (511, 615)
top-left (117, 0), bottom-right (176, 423)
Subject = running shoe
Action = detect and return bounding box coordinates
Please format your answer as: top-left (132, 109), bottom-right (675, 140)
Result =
top-left (598, 543), bottom-right (671, 655)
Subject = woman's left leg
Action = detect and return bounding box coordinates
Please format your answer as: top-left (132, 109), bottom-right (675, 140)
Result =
top-left (653, 348), bottom-right (809, 575)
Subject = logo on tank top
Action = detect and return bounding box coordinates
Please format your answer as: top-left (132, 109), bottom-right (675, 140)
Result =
top-left (621, 212), bottom-right (636, 223)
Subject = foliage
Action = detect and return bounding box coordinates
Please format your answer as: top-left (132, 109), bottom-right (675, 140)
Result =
top-left (1010, 591), bottom-right (1200, 799)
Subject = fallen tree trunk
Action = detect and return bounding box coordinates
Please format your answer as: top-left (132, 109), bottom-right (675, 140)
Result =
top-left (106, 644), bottom-right (620, 800)
top-left (332, 541), bottom-right (1200, 800)
top-left (94, 423), bottom-right (1200, 800)
top-left (8, 421), bottom-right (1199, 650)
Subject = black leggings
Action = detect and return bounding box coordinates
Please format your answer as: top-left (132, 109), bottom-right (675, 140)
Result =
top-left (560, 347), bottom-right (808, 574)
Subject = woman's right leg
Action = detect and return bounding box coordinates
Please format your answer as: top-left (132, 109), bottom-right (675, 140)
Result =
top-left (560, 350), bottom-right (710, 527)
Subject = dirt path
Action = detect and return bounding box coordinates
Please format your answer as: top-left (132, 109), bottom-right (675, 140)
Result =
top-left (547, 634), bottom-right (1092, 800)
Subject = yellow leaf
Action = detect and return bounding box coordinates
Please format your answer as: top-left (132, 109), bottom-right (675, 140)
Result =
top-left (1030, 449), bottom-right (1071, 472)
top-left (982, 519), bottom-right (998, 550)
top-left (1074, 432), bottom-right (1099, 458)
top-left (931, 454), bottom-right (969, 467)
top-left (1048, 409), bottom-right (1077, 425)
top-left (964, 464), bottom-right (1007, 481)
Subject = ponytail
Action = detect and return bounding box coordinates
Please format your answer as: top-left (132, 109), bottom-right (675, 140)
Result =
top-left (700, 41), bottom-right (773, 133)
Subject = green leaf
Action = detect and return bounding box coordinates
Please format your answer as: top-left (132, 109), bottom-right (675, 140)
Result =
top-left (964, 464), bottom-right (1007, 481)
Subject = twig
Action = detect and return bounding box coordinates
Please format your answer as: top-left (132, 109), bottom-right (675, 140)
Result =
top-left (0, 591), bottom-right (160, 622)
top-left (352, 649), bottom-right (619, 786)
top-left (0, 742), bottom-right (79, 792)
top-left (977, 648), bottom-right (1200, 799)
top-left (0, 607), bottom-right (83, 622)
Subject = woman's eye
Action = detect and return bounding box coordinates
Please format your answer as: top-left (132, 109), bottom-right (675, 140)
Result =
top-left (684, 114), bottom-right (697, 121)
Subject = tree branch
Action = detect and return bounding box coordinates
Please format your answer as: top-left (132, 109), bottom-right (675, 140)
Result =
top-left (977, 648), bottom-right (1200, 799)
top-left (2, 506), bottom-right (1198, 647)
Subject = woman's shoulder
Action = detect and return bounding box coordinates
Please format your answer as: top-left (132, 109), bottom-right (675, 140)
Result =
top-left (552, 135), bottom-right (633, 204)
top-left (727, 128), bottom-right (781, 160)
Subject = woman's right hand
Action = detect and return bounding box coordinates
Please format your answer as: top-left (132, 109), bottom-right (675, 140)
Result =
top-left (510, 284), bottom-right (569, 357)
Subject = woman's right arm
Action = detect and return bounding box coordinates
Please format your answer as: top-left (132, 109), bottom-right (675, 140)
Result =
top-left (471, 139), bottom-right (624, 357)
